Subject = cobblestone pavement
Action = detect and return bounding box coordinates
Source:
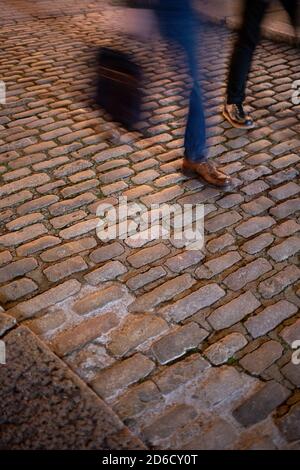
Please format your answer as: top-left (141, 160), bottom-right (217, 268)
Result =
top-left (0, 0), bottom-right (300, 450)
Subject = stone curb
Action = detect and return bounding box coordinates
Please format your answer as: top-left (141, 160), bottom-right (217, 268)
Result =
top-left (0, 324), bottom-right (146, 450)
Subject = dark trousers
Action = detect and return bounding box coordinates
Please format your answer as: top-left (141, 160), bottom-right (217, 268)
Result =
top-left (155, 3), bottom-right (207, 162)
top-left (227, 0), bottom-right (299, 104)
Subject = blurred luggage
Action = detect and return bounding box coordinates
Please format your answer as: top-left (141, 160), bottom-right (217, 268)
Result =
top-left (95, 47), bottom-right (143, 130)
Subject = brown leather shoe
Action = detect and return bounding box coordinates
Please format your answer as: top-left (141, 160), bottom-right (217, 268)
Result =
top-left (183, 158), bottom-right (232, 188)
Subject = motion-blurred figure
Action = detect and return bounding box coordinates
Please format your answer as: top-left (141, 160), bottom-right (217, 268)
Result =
top-left (152, 0), bottom-right (231, 187)
top-left (223, 0), bottom-right (300, 128)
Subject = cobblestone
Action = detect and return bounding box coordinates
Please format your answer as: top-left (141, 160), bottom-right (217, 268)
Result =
top-left (242, 180), bottom-right (269, 196)
top-left (224, 258), bottom-right (273, 291)
top-left (93, 145), bottom-right (132, 163)
top-left (258, 265), bottom-right (300, 298)
top-left (52, 313), bottom-right (119, 357)
top-left (73, 285), bottom-right (128, 315)
top-left (160, 283), bottom-right (225, 322)
top-left (127, 243), bottom-right (170, 269)
top-left (205, 211), bottom-right (242, 233)
top-left (6, 213), bottom-right (44, 231)
top-left (153, 353), bottom-right (210, 394)
top-left (0, 278), bottom-right (38, 303)
top-left (192, 365), bottom-right (250, 408)
top-left (0, 174), bottom-right (50, 196)
top-left (37, 180), bottom-right (65, 194)
top-left (16, 236), bottom-right (61, 257)
top-left (0, 190), bottom-right (33, 210)
top-left (41, 237), bottom-right (96, 262)
top-left (269, 198), bottom-right (300, 219)
top-left (268, 236), bottom-right (300, 262)
top-left (60, 179), bottom-right (99, 198)
top-left (108, 314), bottom-right (168, 358)
top-left (165, 250), bottom-right (204, 273)
top-left (273, 220), bottom-right (300, 237)
top-left (0, 223), bottom-right (47, 247)
top-left (245, 300), bottom-right (298, 338)
top-left (17, 195), bottom-right (59, 215)
top-left (0, 312), bottom-right (16, 337)
top-left (204, 333), bottom-right (247, 365)
top-left (3, 167), bottom-right (31, 182)
top-left (50, 210), bottom-right (87, 229)
top-left (59, 218), bottom-right (99, 240)
top-left (271, 152), bottom-right (300, 166)
top-left (206, 233), bottom-right (235, 253)
top-left (208, 292), bottom-right (261, 331)
top-left (113, 381), bottom-right (163, 420)
top-left (239, 165), bottom-right (271, 182)
top-left (269, 182), bottom-right (300, 201)
top-left (196, 251), bottom-right (242, 279)
top-left (281, 363), bottom-right (300, 388)
top-left (182, 417), bottom-right (238, 450)
top-left (152, 323), bottom-right (209, 365)
top-left (277, 402), bottom-right (300, 442)
top-left (242, 233), bottom-right (274, 255)
top-left (90, 354), bottom-right (155, 400)
top-left (0, 258), bottom-right (38, 283)
top-left (280, 318), bottom-right (300, 346)
top-left (126, 267), bottom-right (166, 291)
top-left (99, 167), bottom-right (134, 185)
top-left (129, 274), bottom-right (196, 312)
top-left (7, 280), bottom-right (81, 320)
top-left (0, 251), bottom-right (12, 266)
top-left (85, 261), bottom-right (127, 285)
top-left (142, 404), bottom-right (197, 444)
top-left (267, 168), bottom-right (299, 187)
top-left (217, 193), bottom-right (244, 208)
top-left (29, 310), bottom-right (67, 336)
top-left (141, 186), bottom-right (184, 207)
top-left (235, 216), bottom-right (275, 238)
top-left (233, 381), bottom-right (291, 427)
top-left (240, 341), bottom-right (283, 375)
top-left (49, 192), bottom-right (97, 216)
top-left (89, 241), bottom-right (125, 263)
top-left (43, 256), bottom-right (88, 282)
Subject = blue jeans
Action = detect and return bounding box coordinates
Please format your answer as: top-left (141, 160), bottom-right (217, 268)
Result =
top-left (154, 1), bottom-right (207, 162)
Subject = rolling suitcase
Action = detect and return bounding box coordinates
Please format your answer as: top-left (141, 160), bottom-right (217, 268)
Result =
top-left (95, 47), bottom-right (143, 130)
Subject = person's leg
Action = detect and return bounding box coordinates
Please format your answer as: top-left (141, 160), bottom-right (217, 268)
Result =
top-left (179, 23), bottom-right (231, 186)
top-left (154, 5), bottom-right (231, 186)
top-left (227, 0), bottom-right (268, 105)
top-left (280, 0), bottom-right (300, 28)
top-left (281, 0), bottom-right (300, 44)
top-left (154, 6), bottom-right (207, 162)
top-left (184, 81), bottom-right (207, 163)
top-left (223, 0), bottom-right (269, 128)
top-left (179, 21), bottom-right (208, 164)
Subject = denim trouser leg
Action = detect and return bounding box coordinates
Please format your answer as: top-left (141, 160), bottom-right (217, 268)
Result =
top-left (154, 5), bottom-right (207, 162)
top-left (184, 81), bottom-right (207, 162)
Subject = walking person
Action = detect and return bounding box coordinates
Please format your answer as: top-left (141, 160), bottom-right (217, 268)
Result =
top-left (223, 0), bottom-right (300, 128)
top-left (130, 0), bottom-right (231, 187)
